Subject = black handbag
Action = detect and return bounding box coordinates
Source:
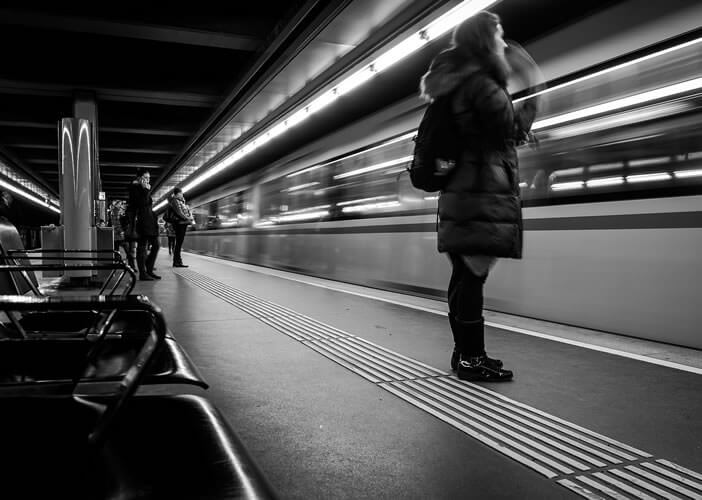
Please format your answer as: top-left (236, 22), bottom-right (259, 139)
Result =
top-left (124, 215), bottom-right (139, 240)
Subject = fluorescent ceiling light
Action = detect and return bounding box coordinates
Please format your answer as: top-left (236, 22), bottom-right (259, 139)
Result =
top-left (0, 179), bottom-right (60, 214)
top-left (333, 156), bottom-right (413, 180)
top-left (533, 77), bottom-right (702, 130)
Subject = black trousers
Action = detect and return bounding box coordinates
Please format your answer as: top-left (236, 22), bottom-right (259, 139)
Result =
top-left (173, 224), bottom-right (187, 265)
top-left (136, 235), bottom-right (159, 275)
top-left (447, 253), bottom-right (487, 356)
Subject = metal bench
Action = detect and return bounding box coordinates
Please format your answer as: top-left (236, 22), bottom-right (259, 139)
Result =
top-left (0, 295), bottom-right (276, 499)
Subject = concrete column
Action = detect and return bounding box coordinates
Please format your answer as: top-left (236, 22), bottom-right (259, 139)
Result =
top-left (73, 91), bottom-right (101, 223)
top-left (59, 118), bottom-right (94, 278)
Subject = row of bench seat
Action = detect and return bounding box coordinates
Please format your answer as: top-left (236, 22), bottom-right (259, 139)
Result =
top-left (0, 218), bottom-right (277, 499)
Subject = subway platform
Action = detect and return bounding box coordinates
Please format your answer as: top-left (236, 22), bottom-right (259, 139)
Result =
top-left (135, 252), bottom-right (702, 500)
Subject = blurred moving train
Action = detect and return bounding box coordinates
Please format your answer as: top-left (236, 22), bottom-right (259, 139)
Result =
top-left (182, 1), bottom-right (702, 349)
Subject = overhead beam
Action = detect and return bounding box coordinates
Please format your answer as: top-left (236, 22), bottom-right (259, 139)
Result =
top-left (0, 120), bottom-right (53, 129)
top-left (4, 143), bottom-right (55, 150)
top-left (25, 159), bottom-right (57, 165)
top-left (101, 146), bottom-right (180, 154)
top-left (101, 126), bottom-right (191, 137)
top-left (99, 173), bottom-right (145, 178)
top-left (99, 162), bottom-right (163, 168)
top-left (0, 9), bottom-right (262, 51)
top-left (0, 79), bottom-right (219, 107)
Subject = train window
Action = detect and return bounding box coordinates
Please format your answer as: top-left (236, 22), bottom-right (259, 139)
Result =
top-left (192, 190), bottom-right (252, 230)
top-left (519, 33), bottom-right (702, 205)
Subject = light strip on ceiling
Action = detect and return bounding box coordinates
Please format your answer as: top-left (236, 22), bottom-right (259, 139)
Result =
top-left (153, 0), bottom-right (498, 210)
top-left (513, 36), bottom-right (702, 105)
top-left (0, 179), bottom-right (60, 214)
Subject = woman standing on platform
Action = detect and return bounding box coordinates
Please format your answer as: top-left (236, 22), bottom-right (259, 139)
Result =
top-left (127, 168), bottom-right (161, 281)
top-left (168, 187), bottom-right (193, 268)
top-left (419, 11), bottom-right (540, 381)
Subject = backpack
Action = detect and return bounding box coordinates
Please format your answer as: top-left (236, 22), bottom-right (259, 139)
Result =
top-left (407, 93), bottom-right (460, 192)
top-left (163, 206), bottom-right (177, 223)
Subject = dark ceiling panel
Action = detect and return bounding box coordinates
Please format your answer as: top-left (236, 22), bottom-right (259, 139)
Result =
top-left (0, 0), bottom-right (625, 208)
top-left (0, 0), bottom-right (313, 202)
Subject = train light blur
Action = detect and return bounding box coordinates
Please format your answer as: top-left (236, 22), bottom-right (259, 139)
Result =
top-left (533, 77), bottom-right (702, 130)
top-left (284, 182), bottom-right (320, 192)
top-left (545, 102), bottom-right (692, 140)
top-left (340, 201), bottom-right (401, 213)
top-left (336, 195), bottom-right (394, 206)
top-left (275, 210), bottom-right (329, 222)
top-left (514, 36), bottom-right (702, 106)
top-left (551, 181), bottom-right (585, 191)
top-left (628, 157), bottom-right (670, 168)
top-left (674, 169), bottom-right (702, 179)
top-left (333, 156), bottom-right (413, 180)
top-left (287, 132), bottom-right (416, 179)
top-left (626, 173), bottom-right (672, 183)
top-left (586, 177), bottom-right (624, 188)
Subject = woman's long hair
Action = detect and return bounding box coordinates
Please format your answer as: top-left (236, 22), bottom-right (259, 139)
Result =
top-left (451, 11), bottom-right (509, 86)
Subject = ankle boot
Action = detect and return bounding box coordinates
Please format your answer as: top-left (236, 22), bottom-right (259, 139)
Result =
top-left (457, 354), bottom-right (513, 382)
top-left (450, 317), bottom-right (502, 371)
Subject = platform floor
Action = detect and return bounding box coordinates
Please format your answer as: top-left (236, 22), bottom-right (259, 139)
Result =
top-left (134, 252), bottom-right (702, 500)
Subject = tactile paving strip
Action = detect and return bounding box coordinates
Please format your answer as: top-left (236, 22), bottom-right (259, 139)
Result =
top-left (176, 269), bottom-right (702, 499)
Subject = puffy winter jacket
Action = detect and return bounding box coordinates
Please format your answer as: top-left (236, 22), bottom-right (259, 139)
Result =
top-left (421, 49), bottom-right (537, 258)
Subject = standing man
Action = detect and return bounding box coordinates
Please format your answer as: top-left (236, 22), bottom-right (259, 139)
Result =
top-left (127, 168), bottom-right (161, 280)
top-left (168, 187), bottom-right (193, 268)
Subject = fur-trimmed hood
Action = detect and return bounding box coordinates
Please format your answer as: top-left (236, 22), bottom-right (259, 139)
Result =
top-left (420, 47), bottom-right (508, 102)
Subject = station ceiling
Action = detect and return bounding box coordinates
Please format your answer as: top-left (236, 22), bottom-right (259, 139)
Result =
top-left (0, 0), bottom-right (622, 217)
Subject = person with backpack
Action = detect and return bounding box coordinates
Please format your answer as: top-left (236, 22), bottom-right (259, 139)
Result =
top-left (419, 11), bottom-right (540, 382)
top-left (167, 187), bottom-right (193, 268)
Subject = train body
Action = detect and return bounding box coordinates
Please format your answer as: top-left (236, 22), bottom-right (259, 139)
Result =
top-left (183, 0), bottom-right (702, 349)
